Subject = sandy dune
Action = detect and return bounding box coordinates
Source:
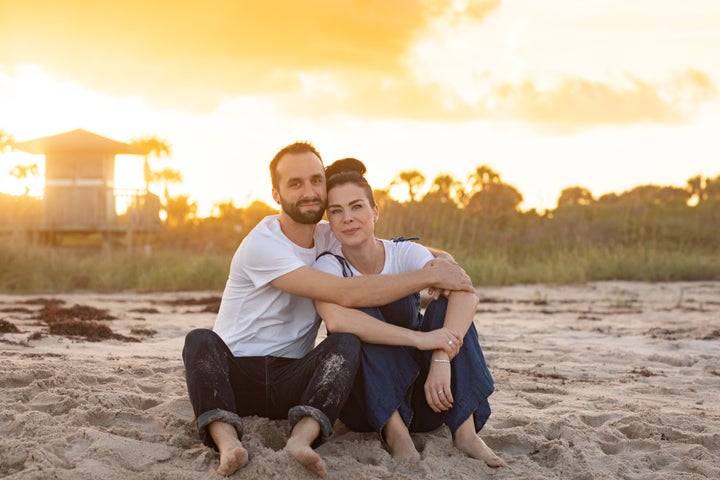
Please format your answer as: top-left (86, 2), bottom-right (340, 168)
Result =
top-left (1, 281), bottom-right (719, 479)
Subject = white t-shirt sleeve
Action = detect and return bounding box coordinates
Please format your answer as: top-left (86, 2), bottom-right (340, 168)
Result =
top-left (237, 225), bottom-right (306, 288)
top-left (386, 240), bottom-right (434, 273)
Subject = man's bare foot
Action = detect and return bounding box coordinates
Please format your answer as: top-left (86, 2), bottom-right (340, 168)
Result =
top-left (208, 421), bottom-right (249, 476)
top-left (454, 434), bottom-right (503, 468)
top-left (285, 437), bottom-right (327, 477)
top-left (216, 443), bottom-right (249, 476)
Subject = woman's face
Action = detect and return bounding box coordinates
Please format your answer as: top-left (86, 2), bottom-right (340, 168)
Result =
top-left (326, 182), bottom-right (378, 247)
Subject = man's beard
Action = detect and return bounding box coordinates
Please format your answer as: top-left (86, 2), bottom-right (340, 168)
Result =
top-left (280, 196), bottom-right (326, 224)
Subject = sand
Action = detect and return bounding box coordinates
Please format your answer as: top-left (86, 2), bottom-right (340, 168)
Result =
top-left (1, 281), bottom-right (719, 479)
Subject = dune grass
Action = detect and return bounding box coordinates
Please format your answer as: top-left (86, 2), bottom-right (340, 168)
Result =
top-left (0, 243), bottom-right (231, 294)
top-left (1, 240), bottom-right (718, 294)
top-left (456, 245), bottom-right (720, 286)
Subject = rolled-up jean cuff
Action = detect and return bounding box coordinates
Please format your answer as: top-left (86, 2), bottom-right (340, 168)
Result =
top-left (197, 408), bottom-right (244, 441)
top-left (288, 405), bottom-right (333, 444)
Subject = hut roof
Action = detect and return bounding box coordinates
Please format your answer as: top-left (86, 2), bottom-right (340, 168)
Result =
top-left (13, 129), bottom-right (141, 155)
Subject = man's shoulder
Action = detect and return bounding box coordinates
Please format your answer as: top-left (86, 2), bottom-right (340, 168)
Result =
top-left (242, 215), bottom-right (281, 243)
top-left (237, 215), bottom-right (287, 255)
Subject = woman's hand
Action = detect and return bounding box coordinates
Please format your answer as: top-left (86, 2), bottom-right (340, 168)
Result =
top-left (424, 352), bottom-right (453, 412)
top-left (413, 328), bottom-right (462, 356)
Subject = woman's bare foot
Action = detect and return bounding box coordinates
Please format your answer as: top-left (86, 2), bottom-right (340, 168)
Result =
top-left (217, 444), bottom-right (249, 476)
top-left (285, 437), bottom-right (327, 477)
top-left (454, 434), bottom-right (503, 468)
top-left (387, 436), bottom-right (421, 463)
top-left (384, 411), bottom-right (420, 463)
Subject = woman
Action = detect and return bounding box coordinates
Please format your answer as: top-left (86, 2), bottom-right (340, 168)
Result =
top-left (312, 158), bottom-right (502, 467)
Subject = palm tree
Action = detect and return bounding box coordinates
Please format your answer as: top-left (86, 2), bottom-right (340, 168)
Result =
top-left (130, 136), bottom-right (172, 193)
top-left (557, 186), bottom-right (595, 208)
top-left (150, 168), bottom-right (183, 206)
top-left (165, 194), bottom-right (197, 227)
top-left (391, 170), bottom-right (426, 202)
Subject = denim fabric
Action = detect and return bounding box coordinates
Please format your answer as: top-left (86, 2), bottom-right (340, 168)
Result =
top-left (339, 295), bottom-right (495, 438)
top-left (409, 298), bottom-right (495, 435)
top-left (182, 328), bottom-right (361, 449)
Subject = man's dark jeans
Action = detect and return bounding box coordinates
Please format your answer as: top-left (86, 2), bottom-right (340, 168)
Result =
top-left (182, 328), bottom-right (361, 449)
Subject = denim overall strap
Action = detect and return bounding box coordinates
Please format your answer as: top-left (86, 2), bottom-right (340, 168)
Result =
top-left (316, 251), bottom-right (355, 278)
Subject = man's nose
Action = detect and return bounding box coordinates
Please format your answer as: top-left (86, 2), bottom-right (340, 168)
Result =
top-left (301, 181), bottom-right (316, 198)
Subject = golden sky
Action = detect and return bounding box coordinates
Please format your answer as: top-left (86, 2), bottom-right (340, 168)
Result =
top-left (1, 0), bottom-right (719, 213)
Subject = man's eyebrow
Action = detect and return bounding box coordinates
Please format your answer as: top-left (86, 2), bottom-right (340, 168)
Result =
top-left (285, 173), bottom-right (324, 184)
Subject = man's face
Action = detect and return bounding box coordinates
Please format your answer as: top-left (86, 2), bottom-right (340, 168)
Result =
top-left (273, 151), bottom-right (327, 225)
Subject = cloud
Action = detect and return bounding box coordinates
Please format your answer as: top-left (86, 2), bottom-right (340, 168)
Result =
top-left (277, 67), bottom-right (717, 129)
top-left (1, 0), bottom-right (715, 128)
top-left (487, 69), bottom-right (717, 127)
top-left (0, 0), bottom-right (441, 110)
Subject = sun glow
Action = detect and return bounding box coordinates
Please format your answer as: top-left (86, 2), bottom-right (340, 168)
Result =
top-left (2, 1), bottom-right (719, 219)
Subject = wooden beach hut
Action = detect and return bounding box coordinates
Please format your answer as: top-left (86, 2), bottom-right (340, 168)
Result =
top-left (13, 129), bottom-right (160, 242)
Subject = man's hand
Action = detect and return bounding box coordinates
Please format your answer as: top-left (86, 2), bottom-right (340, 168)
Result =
top-left (425, 258), bottom-right (473, 293)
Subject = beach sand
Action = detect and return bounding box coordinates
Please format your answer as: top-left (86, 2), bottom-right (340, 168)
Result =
top-left (1, 281), bottom-right (719, 479)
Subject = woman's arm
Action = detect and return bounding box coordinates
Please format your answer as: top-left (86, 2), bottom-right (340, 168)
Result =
top-left (315, 300), bottom-right (462, 355)
top-left (425, 290), bottom-right (480, 413)
top-left (433, 290), bottom-right (479, 358)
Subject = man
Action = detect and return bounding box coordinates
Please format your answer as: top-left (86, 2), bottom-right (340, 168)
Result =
top-left (182, 141), bottom-right (472, 477)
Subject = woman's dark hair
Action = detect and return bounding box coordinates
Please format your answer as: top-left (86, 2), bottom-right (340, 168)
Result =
top-left (325, 158), bottom-right (375, 207)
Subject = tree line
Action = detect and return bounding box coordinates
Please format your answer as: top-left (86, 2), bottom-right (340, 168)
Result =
top-left (2, 124), bottom-right (718, 263)
top-left (138, 165), bottom-right (719, 266)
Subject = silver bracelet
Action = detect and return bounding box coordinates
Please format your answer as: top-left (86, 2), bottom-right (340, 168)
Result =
top-left (433, 359), bottom-right (451, 363)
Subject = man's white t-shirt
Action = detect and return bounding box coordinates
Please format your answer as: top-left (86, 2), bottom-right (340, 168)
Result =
top-left (213, 215), bottom-right (339, 358)
top-left (313, 239), bottom-right (433, 278)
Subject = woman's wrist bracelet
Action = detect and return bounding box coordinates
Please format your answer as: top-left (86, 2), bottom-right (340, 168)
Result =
top-left (433, 359), bottom-right (451, 364)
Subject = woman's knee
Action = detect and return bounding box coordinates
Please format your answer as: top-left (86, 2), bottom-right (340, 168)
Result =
top-left (421, 296), bottom-right (449, 331)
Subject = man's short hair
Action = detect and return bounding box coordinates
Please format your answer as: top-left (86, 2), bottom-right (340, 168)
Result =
top-left (269, 141), bottom-right (323, 189)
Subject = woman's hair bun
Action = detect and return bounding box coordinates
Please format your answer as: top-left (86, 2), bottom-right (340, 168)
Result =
top-left (325, 157), bottom-right (366, 179)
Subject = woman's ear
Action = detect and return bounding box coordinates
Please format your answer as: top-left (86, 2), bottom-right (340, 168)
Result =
top-left (373, 206), bottom-right (379, 222)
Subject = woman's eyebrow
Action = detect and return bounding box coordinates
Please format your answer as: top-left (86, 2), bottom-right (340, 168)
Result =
top-left (328, 198), bottom-right (364, 208)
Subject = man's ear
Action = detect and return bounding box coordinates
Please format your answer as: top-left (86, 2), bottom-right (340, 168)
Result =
top-left (272, 189), bottom-right (280, 205)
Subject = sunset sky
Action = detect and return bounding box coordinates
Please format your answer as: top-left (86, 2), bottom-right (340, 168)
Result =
top-left (1, 0), bottom-right (719, 215)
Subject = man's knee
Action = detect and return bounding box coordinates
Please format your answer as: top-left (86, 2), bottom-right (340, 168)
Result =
top-left (183, 328), bottom-right (219, 360)
top-left (329, 332), bottom-right (362, 356)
